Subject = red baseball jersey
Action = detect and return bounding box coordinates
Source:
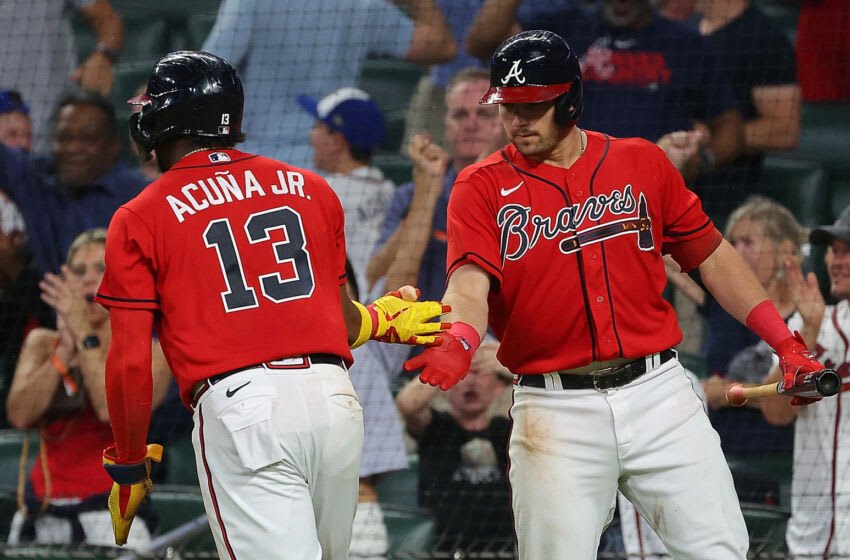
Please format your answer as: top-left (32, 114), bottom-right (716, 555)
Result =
top-left (96, 149), bottom-right (353, 405)
top-left (447, 131), bottom-right (722, 374)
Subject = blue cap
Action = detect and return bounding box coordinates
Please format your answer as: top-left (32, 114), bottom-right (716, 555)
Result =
top-left (297, 88), bottom-right (385, 152)
top-left (0, 90), bottom-right (29, 115)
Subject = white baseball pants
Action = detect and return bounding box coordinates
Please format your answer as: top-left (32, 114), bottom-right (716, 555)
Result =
top-left (191, 360), bottom-right (364, 559)
top-left (509, 357), bottom-right (749, 559)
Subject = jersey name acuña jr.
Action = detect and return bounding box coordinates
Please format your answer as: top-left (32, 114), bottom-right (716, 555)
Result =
top-left (96, 149), bottom-right (353, 405)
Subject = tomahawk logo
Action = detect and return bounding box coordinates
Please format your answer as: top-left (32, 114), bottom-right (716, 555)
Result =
top-left (501, 60), bottom-right (526, 85)
top-left (497, 186), bottom-right (654, 263)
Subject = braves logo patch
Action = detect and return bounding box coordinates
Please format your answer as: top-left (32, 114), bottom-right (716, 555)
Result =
top-left (498, 185), bottom-right (655, 263)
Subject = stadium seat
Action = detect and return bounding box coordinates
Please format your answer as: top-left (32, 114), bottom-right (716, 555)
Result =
top-left (112, 0), bottom-right (221, 19)
top-left (376, 455), bottom-right (419, 508)
top-left (373, 154), bottom-right (414, 186)
top-left (0, 431), bottom-right (30, 494)
top-left (150, 489), bottom-right (217, 553)
top-left (833, 179), bottom-right (850, 216)
top-left (359, 58), bottom-right (426, 116)
top-left (382, 503), bottom-right (435, 557)
top-left (741, 503), bottom-right (790, 557)
top-left (185, 13), bottom-right (219, 49)
top-left (163, 432), bottom-right (200, 487)
top-left (677, 351), bottom-right (708, 379)
top-left (793, 103), bottom-right (850, 173)
top-left (760, 156), bottom-right (832, 226)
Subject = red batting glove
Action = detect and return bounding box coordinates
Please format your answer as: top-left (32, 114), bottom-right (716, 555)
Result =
top-left (775, 331), bottom-right (826, 406)
top-left (404, 322), bottom-right (480, 390)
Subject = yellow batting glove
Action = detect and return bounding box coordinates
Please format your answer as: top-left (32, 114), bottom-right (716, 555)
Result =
top-left (103, 443), bottom-right (163, 546)
top-left (352, 285), bottom-right (451, 348)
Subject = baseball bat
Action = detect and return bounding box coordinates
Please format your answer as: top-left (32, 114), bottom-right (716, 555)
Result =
top-left (726, 368), bottom-right (841, 407)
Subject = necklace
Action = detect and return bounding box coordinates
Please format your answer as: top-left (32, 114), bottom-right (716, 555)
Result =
top-left (183, 147), bottom-right (221, 158)
top-left (578, 129), bottom-right (586, 157)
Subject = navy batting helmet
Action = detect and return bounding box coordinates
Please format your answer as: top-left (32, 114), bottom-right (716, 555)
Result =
top-left (480, 30), bottom-right (583, 126)
top-left (129, 51), bottom-right (245, 154)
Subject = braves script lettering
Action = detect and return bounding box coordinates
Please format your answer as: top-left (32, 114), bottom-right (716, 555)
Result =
top-left (498, 185), bottom-right (640, 262)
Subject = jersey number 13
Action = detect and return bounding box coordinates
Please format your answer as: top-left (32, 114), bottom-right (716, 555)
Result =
top-left (203, 206), bottom-right (315, 312)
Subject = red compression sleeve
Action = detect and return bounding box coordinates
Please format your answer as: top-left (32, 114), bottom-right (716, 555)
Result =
top-left (745, 300), bottom-right (793, 350)
top-left (105, 307), bottom-right (155, 464)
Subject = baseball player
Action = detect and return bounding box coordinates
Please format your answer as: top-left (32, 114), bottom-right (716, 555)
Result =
top-left (403, 30), bottom-right (829, 559)
top-left (762, 205), bottom-right (850, 558)
top-left (93, 51), bottom-right (449, 560)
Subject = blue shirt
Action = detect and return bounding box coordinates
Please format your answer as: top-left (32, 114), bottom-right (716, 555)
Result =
top-left (202, 0), bottom-right (415, 170)
top-left (376, 169), bottom-right (455, 303)
top-left (520, 9), bottom-right (737, 141)
top-left (0, 145), bottom-right (148, 274)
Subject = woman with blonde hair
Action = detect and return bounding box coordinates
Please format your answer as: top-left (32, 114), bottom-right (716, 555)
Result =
top-left (5, 228), bottom-right (170, 548)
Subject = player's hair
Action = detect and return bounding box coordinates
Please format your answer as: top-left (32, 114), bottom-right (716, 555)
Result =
top-left (724, 195), bottom-right (809, 255)
top-left (446, 67), bottom-right (491, 98)
top-left (53, 89), bottom-right (118, 138)
top-left (66, 228), bottom-right (108, 264)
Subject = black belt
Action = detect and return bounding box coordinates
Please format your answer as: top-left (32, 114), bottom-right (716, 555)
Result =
top-left (190, 353), bottom-right (344, 407)
top-left (517, 349), bottom-right (675, 391)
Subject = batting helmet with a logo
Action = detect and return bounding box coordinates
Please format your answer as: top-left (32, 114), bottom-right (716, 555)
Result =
top-left (480, 30), bottom-right (583, 126)
top-left (129, 50), bottom-right (246, 155)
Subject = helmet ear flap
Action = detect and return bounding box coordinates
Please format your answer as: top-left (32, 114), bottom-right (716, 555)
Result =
top-left (554, 76), bottom-right (583, 126)
top-left (129, 112), bottom-right (156, 160)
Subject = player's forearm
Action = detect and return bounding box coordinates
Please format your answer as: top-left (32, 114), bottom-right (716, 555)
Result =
top-left (699, 240), bottom-right (774, 326)
top-left (105, 308), bottom-right (155, 463)
top-left (442, 265), bottom-right (491, 340)
top-left (466, 0), bottom-right (522, 59)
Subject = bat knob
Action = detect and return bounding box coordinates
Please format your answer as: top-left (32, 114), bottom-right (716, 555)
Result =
top-left (816, 369), bottom-right (841, 397)
top-left (726, 384), bottom-right (748, 407)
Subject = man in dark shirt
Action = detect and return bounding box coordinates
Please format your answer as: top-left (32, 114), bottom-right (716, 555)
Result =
top-left (0, 89), bottom-right (148, 274)
top-left (465, 0), bottom-right (744, 218)
top-left (695, 0), bottom-right (800, 223)
top-left (396, 341), bottom-right (514, 556)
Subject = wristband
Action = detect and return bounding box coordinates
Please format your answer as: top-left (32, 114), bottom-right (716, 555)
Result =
top-left (49, 352), bottom-right (69, 376)
top-left (746, 300), bottom-right (792, 351)
top-left (352, 301), bottom-right (377, 348)
top-left (50, 351), bottom-right (80, 395)
top-left (449, 321), bottom-right (481, 353)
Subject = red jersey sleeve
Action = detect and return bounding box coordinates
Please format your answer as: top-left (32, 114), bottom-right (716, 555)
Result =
top-left (96, 207), bottom-right (160, 311)
top-left (446, 177), bottom-right (503, 285)
top-left (656, 148), bottom-right (722, 272)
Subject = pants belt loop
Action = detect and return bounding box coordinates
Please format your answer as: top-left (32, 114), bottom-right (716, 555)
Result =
top-left (544, 372), bottom-right (562, 391)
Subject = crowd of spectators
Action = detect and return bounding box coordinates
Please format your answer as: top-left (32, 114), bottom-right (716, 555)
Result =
top-left (0, 0), bottom-right (846, 557)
